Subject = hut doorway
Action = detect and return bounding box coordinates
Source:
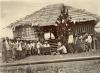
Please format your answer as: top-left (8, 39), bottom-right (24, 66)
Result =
top-left (39, 25), bottom-right (57, 41)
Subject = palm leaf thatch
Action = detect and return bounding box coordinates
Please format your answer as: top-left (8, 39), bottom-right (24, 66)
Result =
top-left (8, 4), bottom-right (99, 28)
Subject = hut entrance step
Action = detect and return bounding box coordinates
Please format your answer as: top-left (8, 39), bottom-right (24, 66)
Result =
top-left (48, 39), bottom-right (58, 53)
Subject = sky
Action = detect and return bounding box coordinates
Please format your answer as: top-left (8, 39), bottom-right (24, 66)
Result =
top-left (0, 0), bottom-right (100, 38)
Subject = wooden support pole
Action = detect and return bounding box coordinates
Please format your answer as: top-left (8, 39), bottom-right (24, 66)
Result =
top-left (93, 35), bottom-right (96, 51)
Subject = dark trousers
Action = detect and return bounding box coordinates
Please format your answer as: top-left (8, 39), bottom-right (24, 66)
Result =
top-left (26, 50), bottom-right (31, 56)
top-left (31, 48), bottom-right (35, 55)
top-left (22, 49), bottom-right (26, 58)
top-left (68, 43), bottom-right (75, 53)
top-left (12, 48), bottom-right (17, 60)
top-left (2, 51), bottom-right (7, 62)
top-left (17, 50), bottom-right (22, 60)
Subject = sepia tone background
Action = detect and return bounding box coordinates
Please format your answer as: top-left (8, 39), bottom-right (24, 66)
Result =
top-left (0, 0), bottom-right (100, 38)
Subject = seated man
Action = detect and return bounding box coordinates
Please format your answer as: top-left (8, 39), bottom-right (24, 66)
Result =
top-left (42, 41), bottom-right (51, 54)
top-left (43, 41), bottom-right (50, 47)
top-left (57, 42), bottom-right (67, 54)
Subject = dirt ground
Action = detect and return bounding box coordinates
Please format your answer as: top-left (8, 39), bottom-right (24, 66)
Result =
top-left (0, 49), bottom-right (100, 64)
top-left (0, 49), bottom-right (100, 73)
top-left (0, 60), bottom-right (100, 73)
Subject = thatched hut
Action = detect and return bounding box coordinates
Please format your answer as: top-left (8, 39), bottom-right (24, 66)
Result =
top-left (8, 4), bottom-right (99, 43)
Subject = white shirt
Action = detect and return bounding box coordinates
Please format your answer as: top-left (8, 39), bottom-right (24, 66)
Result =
top-left (18, 43), bottom-right (22, 51)
top-left (57, 45), bottom-right (67, 53)
top-left (68, 34), bottom-right (74, 44)
top-left (58, 42), bottom-right (62, 46)
top-left (27, 44), bottom-right (31, 50)
top-left (43, 44), bottom-right (50, 47)
top-left (31, 43), bottom-right (35, 48)
top-left (5, 40), bottom-right (10, 50)
top-left (86, 35), bottom-right (92, 43)
top-left (36, 42), bottom-right (42, 48)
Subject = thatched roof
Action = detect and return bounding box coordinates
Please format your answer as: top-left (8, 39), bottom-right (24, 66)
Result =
top-left (8, 4), bottom-right (99, 28)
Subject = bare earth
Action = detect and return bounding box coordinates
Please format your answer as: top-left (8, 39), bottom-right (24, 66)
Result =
top-left (1, 49), bottom-right (100, 64)
top-left (0, 50), bottom-right (100, 73)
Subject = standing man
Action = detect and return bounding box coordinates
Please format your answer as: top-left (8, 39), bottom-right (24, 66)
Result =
top-left (8, 40), bottom-right (13, 62)
top-left (12, 41), bottom-right (17, 61)
top-left (5, 39), bottom-right (11, 62)
top-left (85, 34), bottom-right (92, 51)
top-left (68, 33), bottom-right (74, 53)
top-left (36, 41), bottom-right (43, 55)
top-left (21, 41), bottom-right (26, 58)
top-left (17, 41), bottom-right (23, 59)
top-left (2, 39), bottom-right (7, 63)
top-left (31, 41), bottom-right (35, 55)
top-left (26, 42), bottom-right (31, 56)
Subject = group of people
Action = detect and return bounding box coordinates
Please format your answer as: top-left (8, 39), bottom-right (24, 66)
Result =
top-left (1, 32), bottom-right (93, 63)
top-left (1, 38), bottom-right (51, 63)
top-left (57, 32), bottom-right (93, 54)
top-left (73, 33), bottom-right (93, 53)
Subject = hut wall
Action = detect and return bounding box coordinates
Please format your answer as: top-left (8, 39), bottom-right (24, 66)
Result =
top-left (96, 33), bottom-right (100, 49)
top-left (72, 20), bottom-right (97, 49)
top-left (13, 26), bottom-right (23, 38)
top-left (73, 20), bottom-right (95, 35)
top-left (13, 25), bottom-right (39, 40)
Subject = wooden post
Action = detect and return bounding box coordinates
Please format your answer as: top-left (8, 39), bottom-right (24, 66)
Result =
top-left (50, 29), bottom-right (51, 39)
top-left (93, 35), bottom-right (96, 51)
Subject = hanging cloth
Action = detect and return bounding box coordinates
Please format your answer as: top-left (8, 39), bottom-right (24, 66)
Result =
top-left (44, 32), bottom-right (55, 40)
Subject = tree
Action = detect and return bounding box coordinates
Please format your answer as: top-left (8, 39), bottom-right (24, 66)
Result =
top-left (56, 5), bottom-right (73, 42)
